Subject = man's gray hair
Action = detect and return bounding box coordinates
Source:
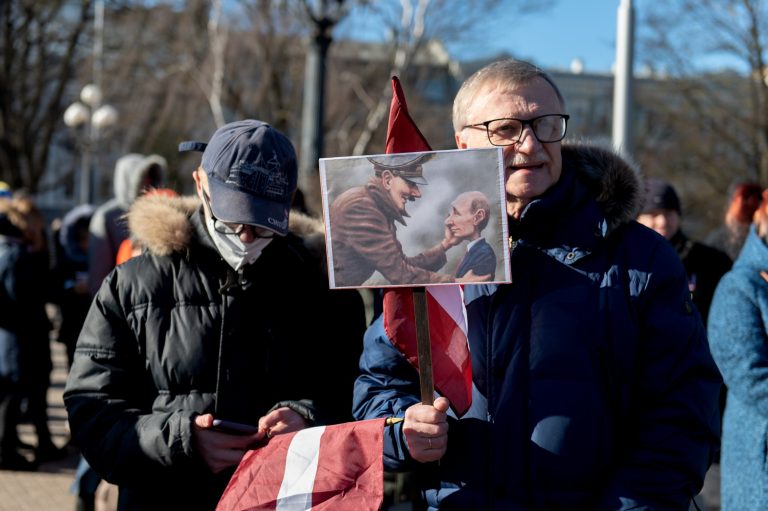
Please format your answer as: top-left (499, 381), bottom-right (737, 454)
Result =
top-left (452, 59), bottom-right (566, 133)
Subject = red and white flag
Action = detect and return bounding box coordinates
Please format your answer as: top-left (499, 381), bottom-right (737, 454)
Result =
top-left (383, 76), bottom-right (473, 416)
top-left (216, 418), bottom-right (385, 511)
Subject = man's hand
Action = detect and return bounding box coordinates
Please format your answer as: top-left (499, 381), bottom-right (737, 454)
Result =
top-left (403, 397), bottom-right (450, 463)
top-left (192, 414), bottom-right (265, 473)
top-left (192, 408), bottom-right (308, 473)
top-left (257, 406), bottom-right (309, 438)
top-left (456, 269), bottom-right (492, 283)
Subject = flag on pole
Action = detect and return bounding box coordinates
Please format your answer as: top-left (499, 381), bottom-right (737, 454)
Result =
top-left (216, 418), bottom-right (385, 511)
top-left (383, 76), bottom-right (473, 416)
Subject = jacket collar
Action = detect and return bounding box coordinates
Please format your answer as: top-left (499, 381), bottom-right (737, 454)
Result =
top-left (734, 225), bottom-right (768, 270)
top-left (512, 142), bottom-right (641, 252)
top-left (126, 193), bottom-right (323, 258)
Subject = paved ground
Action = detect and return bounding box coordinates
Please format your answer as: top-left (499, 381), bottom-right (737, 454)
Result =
top-left (0, 340), bottom-right (78, 511)
top-left (0, 338), bottom-right (723, 511)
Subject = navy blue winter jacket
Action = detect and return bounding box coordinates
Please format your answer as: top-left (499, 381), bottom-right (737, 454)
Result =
top-left (353, 144), bottom-right (722, 510)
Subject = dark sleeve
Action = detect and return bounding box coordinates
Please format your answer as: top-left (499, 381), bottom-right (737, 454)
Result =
top-left (63, 269), bottom-right (201, 486)
top-left (352, 316), bottom-right (421, 470)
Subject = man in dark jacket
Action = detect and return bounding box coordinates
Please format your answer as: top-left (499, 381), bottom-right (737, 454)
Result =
top-left (64, 120), bottom-right (365, 511)
top-left (353, 59), bottom-right (723, 510)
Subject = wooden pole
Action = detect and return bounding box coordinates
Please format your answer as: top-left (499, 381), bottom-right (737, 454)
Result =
top-left (412, 286), bottom-right (434, 405)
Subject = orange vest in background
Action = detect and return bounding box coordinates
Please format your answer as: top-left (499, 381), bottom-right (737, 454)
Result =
top-left (115, 188), bottom-right (178, 266)
top-left (115, 238), bottom-right (134, 266)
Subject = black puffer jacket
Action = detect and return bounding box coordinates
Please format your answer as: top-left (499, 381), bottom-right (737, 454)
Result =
top-left (64, 194), bottom-right (366, 511)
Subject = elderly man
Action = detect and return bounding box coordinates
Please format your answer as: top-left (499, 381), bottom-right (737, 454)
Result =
top-left (353, 60), bottom-right (722, 510)
top-left (64, 120), bottom-right (365, 511)
top-left (444, 190), bottom-right (496, 279)
top-left (329, 154), bottom-right (485, 287)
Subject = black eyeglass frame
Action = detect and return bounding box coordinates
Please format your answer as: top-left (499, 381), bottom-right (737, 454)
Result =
top-left (200, 189), bottom-right (274, 238)
top-left (462, 114), bottom-right (570, 146)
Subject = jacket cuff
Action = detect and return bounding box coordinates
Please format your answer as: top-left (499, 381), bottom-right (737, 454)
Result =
top-left (383, 419), bottom-right (416, 471)
top-left (269, 400), bottom-right (318, 425)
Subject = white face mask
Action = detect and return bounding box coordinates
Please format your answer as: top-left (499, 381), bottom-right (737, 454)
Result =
top-left (206, 215), bottom-right (273, 271)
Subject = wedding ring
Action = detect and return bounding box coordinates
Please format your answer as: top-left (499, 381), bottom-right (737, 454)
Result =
top-left (428, 437), bottom-right (432, 449)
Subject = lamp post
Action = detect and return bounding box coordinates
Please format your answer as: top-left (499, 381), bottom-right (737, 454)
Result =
top-left (299, 0), bottom-right (346, 216)
top-left (612, 0), bottom-right (635, 157)
top-left (63, 84), bottom-right (118, 204)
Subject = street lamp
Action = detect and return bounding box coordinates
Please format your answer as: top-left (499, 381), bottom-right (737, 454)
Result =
top-left (63, 83), bottom-right (117, 204)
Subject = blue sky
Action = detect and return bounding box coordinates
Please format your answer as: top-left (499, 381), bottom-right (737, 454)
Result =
top-left (445, 0), bottom-right (623, 73)
top-left (337, 0), bottom-right (627, 74)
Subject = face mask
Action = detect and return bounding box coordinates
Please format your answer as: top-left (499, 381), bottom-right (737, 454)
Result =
top-left (206, 215), bottom-right (273, 271)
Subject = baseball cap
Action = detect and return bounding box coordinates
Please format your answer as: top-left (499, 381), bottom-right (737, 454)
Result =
top-left (642, 178), bottom-right (681, 214)
top-left (179, 120), bottom-right (297, 236)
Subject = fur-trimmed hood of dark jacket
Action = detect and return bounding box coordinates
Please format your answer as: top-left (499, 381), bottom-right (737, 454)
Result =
top-left (561, 141), bottom-right (642, 234)
top-left (125, 194), bottom-right (327, 259)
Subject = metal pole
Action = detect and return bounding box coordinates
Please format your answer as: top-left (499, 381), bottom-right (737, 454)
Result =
top-left (94, 0), bottom-right (104, 95)
top-left (91, 0), bottom-right (104, 203)
top-left (79, 137), bottom-right (92, 205)
top-left (299, 1), bottom-right (333, 216)
top-left (612, 0), bottom-right (635, 157)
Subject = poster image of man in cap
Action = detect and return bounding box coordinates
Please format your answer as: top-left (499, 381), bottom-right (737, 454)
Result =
top-left (63, 119), bottom-right (366, 511)
top-left (322, 149), bottom-right (507, 288)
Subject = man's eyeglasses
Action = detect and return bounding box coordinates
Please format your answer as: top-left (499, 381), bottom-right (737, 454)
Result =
top-left (201, 189), bottom-right (273, 238)
top-left (463, 114), bottom-right (569, 146)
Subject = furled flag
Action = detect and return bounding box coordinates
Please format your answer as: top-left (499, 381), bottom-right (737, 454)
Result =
top-left (216, 418), bottom-right (385, 511)
top-left (383, 76), bottom-right (473, 416)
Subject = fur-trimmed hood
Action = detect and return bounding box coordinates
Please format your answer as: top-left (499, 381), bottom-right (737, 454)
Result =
top-left (126, 194), bottom-right (326, 257)
top-left (561, 141), bottom-right (642, 233)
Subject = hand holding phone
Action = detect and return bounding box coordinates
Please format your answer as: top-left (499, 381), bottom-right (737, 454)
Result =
top-left (211, 419), bottom-right (260, 435)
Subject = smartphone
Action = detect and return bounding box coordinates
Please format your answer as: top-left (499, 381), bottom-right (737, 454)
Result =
top-left (211, 419), bottom-right (260, 435)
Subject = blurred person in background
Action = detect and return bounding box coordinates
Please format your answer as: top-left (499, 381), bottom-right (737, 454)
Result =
top-left (87, 153), bottom-right (166, 295)
top-left (708, 187), bottom-right (768, 510)
top-left (51, 204), bottom-right (95, 369)
top-left (0, 198), bottom-right (37, 471)
top-left (11, 195), bottom-right (66, 463)
top-left (0, 181), bottom-right (11, 199)
top-left (706, 181), bottom-right (763, 261)
top-left (637, 178), bottom-right (732, 325)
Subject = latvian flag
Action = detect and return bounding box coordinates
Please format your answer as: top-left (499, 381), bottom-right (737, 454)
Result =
top-left (384, 284), bottom-right (472, 416)
top-left (383, 76), bottom-right (473, 417)
top-left (216, 418), bottom-right (385, 511)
